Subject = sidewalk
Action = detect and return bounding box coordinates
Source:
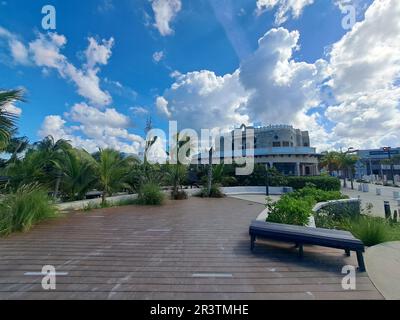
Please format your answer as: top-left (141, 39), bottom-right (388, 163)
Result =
top-left (341, 182), bottom-right (400, 218)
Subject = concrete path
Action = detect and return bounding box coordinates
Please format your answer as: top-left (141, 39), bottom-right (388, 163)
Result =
top-left (342, 182), bottom-right (400, 218)
top-left (365, 242), bottom-right (400, 300)
top-left (229, 194), bottom-right (280, 205)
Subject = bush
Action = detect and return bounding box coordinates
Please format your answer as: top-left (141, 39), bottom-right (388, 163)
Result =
top-left (266, 195), bottom-right (313, 226)
top-left (137, 183), bottom-right (165, 205)
top-left (292, 186), bottom-right (347, 203)
top-left (172, 190), bottom-right (188, 200)
top-left (286, 176), bottom-right (341, 191)
top-left (0, 184), bottom-right (59, 236)
top-left (197, 184), bottom-right (225, 198)
top-left (343, 216), bottom-right (391, 247)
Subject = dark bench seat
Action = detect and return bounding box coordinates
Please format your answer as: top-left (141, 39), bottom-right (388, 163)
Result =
top-left (249, 220), bottom-right (366, 272)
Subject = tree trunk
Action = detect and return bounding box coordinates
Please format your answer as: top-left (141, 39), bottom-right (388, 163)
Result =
top-left (53, 170), bottom-right (62, 200)
top-left (207, 148), bottom-right (213, 197)
top-left (343, 168), bottom-right (347, 188)
top-left (350, 168), bottom-right (354, 190)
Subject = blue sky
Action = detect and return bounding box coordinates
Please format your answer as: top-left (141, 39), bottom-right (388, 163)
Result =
top-left (1, 0), bottom-right (399, 154)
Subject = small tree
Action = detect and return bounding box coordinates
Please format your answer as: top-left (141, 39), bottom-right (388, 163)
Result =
top-left (95, 149), bottom-right (129, 204)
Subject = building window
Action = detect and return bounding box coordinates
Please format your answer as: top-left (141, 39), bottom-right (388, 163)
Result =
top-left (273, 142), bottom-right (281, 147)
top-left (282, 141), bottom-right (290, 147)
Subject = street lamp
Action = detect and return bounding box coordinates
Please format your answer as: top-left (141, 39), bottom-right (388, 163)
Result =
top-left (265, 164), bottom-right (270, 196)
top-left (383, 147), bottom-right (395, 183)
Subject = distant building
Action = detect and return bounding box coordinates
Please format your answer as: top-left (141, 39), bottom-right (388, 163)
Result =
top-left (354, 148), bottom-right (400, 179)
top-left (196, 124), bottom-right (320, 176)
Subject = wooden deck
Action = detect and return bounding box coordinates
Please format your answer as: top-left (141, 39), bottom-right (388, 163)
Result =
top-left (0, 197), bottom-right (383, 300)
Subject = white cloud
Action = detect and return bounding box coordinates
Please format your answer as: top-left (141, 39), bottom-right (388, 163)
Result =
top-left (256, 0), bottom-right (314, 25)
top-left (152, 50), bottom-right (164, 63)
top-left (28, 33), bottom-right (113, 106)
top-left (85, 37), bottom-right (114, 69)
top-left (3, 103), bottom-right (22, 116)
top-left (150, 0), bottom-right (182, 36)
top-left (0, 29), bottom-right (113, 107)
top-left (39, 103), bottom-right (144, 154)
top-left (324, 0), bottom-right (400, 149)
top-left (0, 26), bottom-right (30, 65)
top-left (240, 27), bottom-right (327, 125)
top-left (155, 96), bottom-right (172, 118)
top-left (157, 27), bottom-right (326, 134)
top-left (9, 39), bottom-right (29, 65)
top-left (130, 106), bottom-right (149, 115)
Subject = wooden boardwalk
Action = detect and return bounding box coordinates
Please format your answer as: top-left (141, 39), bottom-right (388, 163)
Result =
top-left (0, 197), bottom-right (383, 300)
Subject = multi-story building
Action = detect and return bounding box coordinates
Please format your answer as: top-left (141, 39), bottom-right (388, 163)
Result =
top-left (196, 124), bottom-right (321, 176)
top-left (354, 148), bottom-right (400, 180)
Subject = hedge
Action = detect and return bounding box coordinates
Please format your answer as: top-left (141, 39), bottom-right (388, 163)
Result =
top-left (286, 176), bottom-right (341, 191)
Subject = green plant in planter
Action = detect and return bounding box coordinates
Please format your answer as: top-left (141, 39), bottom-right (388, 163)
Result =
top-left (266, 195), bottom-right (313, 226)
top-left (343, 216), bottom-right (390, 247)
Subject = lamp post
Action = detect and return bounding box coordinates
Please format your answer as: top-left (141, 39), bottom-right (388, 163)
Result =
top-left (265, 164), bottom-right (270, 196)
top-left (383, 147), bottom-right (395, 183)
top-left (343, 147), bottom-right (357, 190)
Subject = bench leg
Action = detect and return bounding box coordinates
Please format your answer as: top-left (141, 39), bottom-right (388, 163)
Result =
top-left (298, 244), bottom-right (304, 259)
top-left (250, 235), bottom-right (256, 252)
top-left (345, 249), bottom-right (351, 257)
top-left (356, 251), bottom-right (366, 272)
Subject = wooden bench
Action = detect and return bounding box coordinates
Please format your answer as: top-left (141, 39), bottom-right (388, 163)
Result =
top-left (249, 220), bottom-right (366, 272)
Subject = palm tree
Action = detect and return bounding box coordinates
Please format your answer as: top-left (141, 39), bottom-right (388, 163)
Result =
top-left (320, 151), bottom-right (340, 176)
top-left (95, 149), bottom-right (129, 204)
top-left (53, 149), bottom-right (97, 201)
top-left (34, 136), bottom-right (72, 198)
top-left (166, 134), bottom-right (194, 199)
top-left (337, 153), bottom-right (359, 189)
top-left (0, 89), bottom-right (24, 151)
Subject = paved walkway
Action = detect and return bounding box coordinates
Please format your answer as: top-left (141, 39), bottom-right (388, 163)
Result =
top-left (342, 182), bottom-right (400, 218)
top-left (0, 198), bottom-right (382, 300)
top-left (365, 242), bottom-right (400, 300)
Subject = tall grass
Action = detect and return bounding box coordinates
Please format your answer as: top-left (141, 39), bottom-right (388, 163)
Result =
top-left (343, 216), bottom-right (390, 247)
top-left (0, 184), bottom-right (59, 236)
top-left (137, 182), bottom-right (165, 205)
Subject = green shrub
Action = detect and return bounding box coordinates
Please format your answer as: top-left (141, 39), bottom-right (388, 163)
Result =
top-left (172, 190), bottom-right (188, 200)
top-left (0, 184), bottom-right (59, 236)
top-left (137, 182), bottom-right (165, 205)
top-left (266, 195), bottom-right (313, 226)
top-left (286, 176), bottom-right (341, 191)
top-left (197, 184), bottom-right (225, 198)
top-left (292, 186), bottom-right (347, 203)
top-left (343, 216), bottom-right (391, 247)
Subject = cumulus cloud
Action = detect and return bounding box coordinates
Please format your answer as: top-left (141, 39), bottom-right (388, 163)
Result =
top-left (39, 103), bottom-right (144, 154)
top-left (157, 27), bottom-right (326, 133)
top-left (324, 0), bottom-right (400, 149)
top-left (29, 33), bottom-right (113, 106)
top-left (0, 26), bottom-right (30, 65)
top-left (150, 0), bottom-right (182, 36)
top-left (256, 0), bottom-right (314, 25)
top-left (0, 28), bottom-right (113, 107)
top-left (156, 70), bottom-right (249, 131)
top-left (240, 27), bottom-right (328, 125)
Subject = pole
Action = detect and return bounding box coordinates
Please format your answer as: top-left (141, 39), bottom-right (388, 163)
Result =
top-left (265, 164), bottom-right (269, 196)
